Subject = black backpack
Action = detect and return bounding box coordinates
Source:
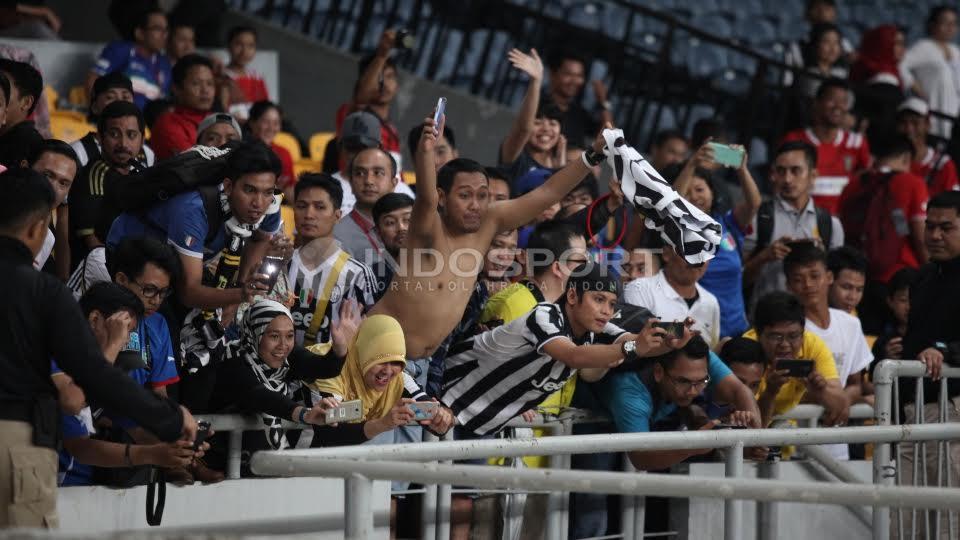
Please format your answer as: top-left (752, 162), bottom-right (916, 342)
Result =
top-left (752, 199), bottom-right (833, 254)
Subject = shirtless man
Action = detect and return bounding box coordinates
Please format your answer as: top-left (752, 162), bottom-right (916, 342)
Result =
top-left (368, 113), bottom-right (608, 363)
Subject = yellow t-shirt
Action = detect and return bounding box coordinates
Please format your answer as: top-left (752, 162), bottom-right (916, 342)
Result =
top-left (743, 328), bottom-right (840, 417)
top-left (480, 282), bottom-right (577, 468)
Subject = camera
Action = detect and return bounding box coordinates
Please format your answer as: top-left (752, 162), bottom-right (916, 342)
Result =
top-left (394, 28), bottom-right (415, 50)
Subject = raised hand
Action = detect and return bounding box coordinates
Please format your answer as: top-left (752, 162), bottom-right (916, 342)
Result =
top-left (634, 318), bottom-right (667, 356)
top-left (507, 48), bottom-right (543, 81)
top-left (331, 299), bottom-right (362, 358)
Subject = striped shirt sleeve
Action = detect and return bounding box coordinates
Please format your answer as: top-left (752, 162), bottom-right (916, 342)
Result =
top-left (525, 304), bottom-right (568, 353)
top-left (401, 371), bottom-right (430, 402)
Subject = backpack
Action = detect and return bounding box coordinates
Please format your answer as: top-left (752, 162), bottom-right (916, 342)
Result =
top-left (753, 199), bottom-right (833, 254)
top-left (858, 172), bottom-right (906, 279)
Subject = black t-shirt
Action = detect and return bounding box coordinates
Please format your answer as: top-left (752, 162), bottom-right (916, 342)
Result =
top-left (0, 120), bottom-right (43, 169)
top-left (540, 92), bottom-right (599, 149)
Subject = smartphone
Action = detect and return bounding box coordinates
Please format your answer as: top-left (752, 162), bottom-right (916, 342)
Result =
top-left (653, 321), bottom-right (685, 339)
top-left (707, 142), bottom-right (745, 168)
top-left (324, 399), bottom-right (363, 425)
top-left (256, 255), bottom-right (285, 290)
top-left (193, 421), bottom-right (212, 451)
top-left (712, 423), bottom-right (748, 430)
top-left (775, 359), bottom-right (815, 378)
top-left (433, 97), bottom-right (446, 134)
top-left (408, 401), bottom-right (439, 422)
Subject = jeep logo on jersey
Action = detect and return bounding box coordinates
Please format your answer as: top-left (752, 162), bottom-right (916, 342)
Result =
top-left (530, 377), bottom-right (565, 392)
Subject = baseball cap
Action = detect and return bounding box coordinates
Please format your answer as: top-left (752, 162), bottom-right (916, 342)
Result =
top-left (340, 111), bottom-right (381, 149)
top-left (91, 72), bottom-right (133, 102)
top-left (897, 97), bottom-right (929, 117)
top-left (196, 113), bottom-right (242, 141)
top-left (567, 262), bottom-right (620, 298)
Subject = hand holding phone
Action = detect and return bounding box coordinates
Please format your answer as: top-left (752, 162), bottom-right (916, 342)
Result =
top-left (775, 359), bottom-right (815, 378)
top-left (193, 421), bottom-right (212, 451)
top-left (407, 401), bottom-right (439, 423)
top-left (256, 255), bottom-right (285, 290)
top-left (433, 97), bottom-right (446, 135)
top-left (707, 142), bottom-right (745, 168)
top-left (652, 321), bottom-right (685, 339)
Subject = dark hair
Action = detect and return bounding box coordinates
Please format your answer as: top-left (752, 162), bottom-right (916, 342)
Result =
top-left (29, 139), bottom-right (80, 173)
top-left (754, 291), bottom-right (806, 334)
top-left (526, 221), bottom-right (583, 277)
top-left (652, 128), bottom-right (688, 148)
top-left (79, 281), bottom-right (144, 322)
top-left (691, 118), bottom-right (726, 148)
top-left (547, 49), bottom-right (586, 72)
top-left (484, 167), bottom-right (513, 198)
top-left (406, 123), bottom-right (456, 159)
top-left (804, 23), bottom-right (842, 67)
top-left (0, 168), bottom-right (54, 232)
top-left (373, 193), bottom-right (414, 226)
top-left (570, 175), bottom-right (599, 201)
top-left (168, 18), bottom-right (194, 34)
top-left (227, 25), bottom-right (257, 43)
top-left (97, 100), bottom-right (145, 135)
top-left (927, 191), bottom-right (960, 214)
top-left (248, 100), bottom-right (282, 124)
top-left (658, 334), bottom-right (710, 370)
top-left (872, 133), bottom-right (915, 161)
top-left (887, 267), bottom-right (919, 297)
top-left (108, 236), bottom-right (183, 289)
top-left (349, 147), bottom-right (398, 179)
top-left (814, 76), bottom-right (850, 101)
top-left (535, 103), bottom-right (564, 124)
top-left (0, 72), bottom-right (9, 103)
top-left (135, 7), bottom-right (165, 32)
top-left (357, 53), bottom-right (396, 79)
top-left (566, 262), bottom-right (619, 302)
top-left (720, 337), bottom-right (766, 367)
top-left (0, 59), bottom-right (43, 116)
top-left (782, 243), bottom-right (828, 278)
top-left (226, 140), bottom-right (282, 180)
top-left (773, 140), bottom-right (818, 170)
top-left (295, 172), bottom-right (344, 209)
top-left (437, 158), bottom-right (488, 193)
top-left (172, 54), bottom-right (214, 87)
top-left (927, 5), bottom-right (958, 35)
top-left (826, 246), bottom-right (867, 277)
top-left (143, 98), bottom-right (174, 129)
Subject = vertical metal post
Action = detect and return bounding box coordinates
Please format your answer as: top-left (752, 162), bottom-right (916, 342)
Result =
top-left (228, 430), bottom-right (243, 480)
top-left (345, 474), bottom-right (373, 540)
top-left (545, 423), bottom-right (564, 540)
top-left (757, 454), bottom-right (780, 540)
top-left (558, 417), bottom-right (573, 540)
top-left (872, 362), bottom-right (895, 540)
top-left (436, 430), bottom-right (453, 540)
top-left (724, 441), bottom-right (744, 540)
top-left (421, 431), bottom-right (438, 540)
top-left (621, 458), bottom-right (636, 540)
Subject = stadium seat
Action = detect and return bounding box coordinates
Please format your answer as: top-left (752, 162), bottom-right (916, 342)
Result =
top-left (687, 44), bottom-right (728, 78)
top-left (294, 158), bottom-right (320, 178)
top-left (564, 2), bottom-right (604, 32)
top-left (309, 132), bottom-right (335, 162)
top-left (274, 132), bottom-right (302, 162)
top-left (280, 205), bottom-right (296, 239)
top-left (402, 170), bottom-right (416, 185)
top-left (44, 85), bottom-right (57, 113)
top-left (50, 112), bottom-right (93, 142)
top-left (684, 103), bottom-right (716, 135)
top-left (68, 85), bottom-right (88, 108)
top-left (711, 68), bottom-right (751, 95)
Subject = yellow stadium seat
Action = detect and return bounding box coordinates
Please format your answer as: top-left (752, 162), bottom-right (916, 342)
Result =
top-left (273, 132), bottom-right (301, 162)
top-left (280, 205), bottom-right (296, 239)
top-left (68, 86), bottom-right (88, 108)
top-left (308, 131), bottom-right (335, 161)
top-left (45, 85), bottom-right (58, 112)
top-left (50, 112), bottom-right (94, 142)
top-left (293, 159), bottom-right (320, 178)
top-left (401, 170), bottom-right (416, 185)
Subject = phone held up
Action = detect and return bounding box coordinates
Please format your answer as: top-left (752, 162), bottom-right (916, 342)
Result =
top-left (193, 421), bottom-right (212, 451)
top-left (707, 142), bottom-right (745, 168)
top-left (433, 97), bottom-right (446, 135)
top-left (324, 400), bottom-right (363, 425)
top-left (776, 359), bottom-right (815, 378)
top-left (653, 321), bottom-right (685, 339)
top-left (256, 255), bottom-right (285, 290)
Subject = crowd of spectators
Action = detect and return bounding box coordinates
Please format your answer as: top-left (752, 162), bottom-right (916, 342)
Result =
top-left (1, 0), bottom-right (959, 537)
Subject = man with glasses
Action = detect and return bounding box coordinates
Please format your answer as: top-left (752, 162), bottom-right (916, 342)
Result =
top-left (743, 291), bottom-right (849, 427)
top-left (87, 7), bottom-right (172, 110)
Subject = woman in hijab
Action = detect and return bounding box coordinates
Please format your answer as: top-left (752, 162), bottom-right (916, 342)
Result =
top-left (851, 25), bottom-right (910, 145)
top-left (311, 314), bottom-right (455, 442)
top-left (208, 298), bottom-right (365, 474)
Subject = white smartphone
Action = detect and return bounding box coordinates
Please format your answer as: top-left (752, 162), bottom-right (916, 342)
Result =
top-left (324, 399), bottom-right (363, 424)
top-left (433, 97), bottom-right (446, 134)
top-left (408, 401), bottom-right (439, 422)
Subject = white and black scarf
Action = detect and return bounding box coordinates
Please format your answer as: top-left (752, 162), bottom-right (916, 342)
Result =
top-left (602, 129), bottom-right (722, 265)
top-left (225, 299), bottom-right (300, 450)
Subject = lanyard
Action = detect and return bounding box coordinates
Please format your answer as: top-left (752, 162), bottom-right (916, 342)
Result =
top-left (350, 211), bottom-right (382, 256)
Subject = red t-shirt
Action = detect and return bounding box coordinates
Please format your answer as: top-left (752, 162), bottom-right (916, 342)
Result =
top-left (232, 73), bottom-right (269, 104)
top-left (911, 147), bottom-right (960, 196)
top-left (782, 128), bottom-right (871, 215)
top-left (839, 170), bottom-right (928, 283)
top-left (150, 106), bottom-right (208, 160)
top-left (270, 142), bottom-right (296, 190)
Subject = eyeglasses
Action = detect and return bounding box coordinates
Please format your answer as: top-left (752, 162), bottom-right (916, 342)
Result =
top-left (761, 332), bottom-right (804, 345)
top-left (132, 281), bottom-right (173, 300)
top-left (666, 374), bottom-right (710, 392)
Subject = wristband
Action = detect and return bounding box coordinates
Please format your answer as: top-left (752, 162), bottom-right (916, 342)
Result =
top-left (934, 341), bottom-right (949, 355)
top-left (298, 407), bottom-right (311, 424)
top-left (582, 148), bottom-right (605, 167)
top-left (124, 443), bottom-right (133, 467)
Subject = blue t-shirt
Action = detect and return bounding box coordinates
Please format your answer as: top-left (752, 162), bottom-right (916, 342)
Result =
top-left (107, 190), bottom-right (281, 261)
top-left (50, 361), bottom-right (94, 486)
top-left (93, 41), bottom-right (172, 109)
top-left (593, 352), bottom-right (733, 433)
top-left (110, 313), bottom-right (180, 430)
top-left (698, 211), bottom-right (749, 338)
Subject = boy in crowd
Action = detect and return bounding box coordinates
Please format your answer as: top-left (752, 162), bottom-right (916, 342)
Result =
top-left (407, 123), bottom-right (458, 172)
top-left (743, 291), bottom-right (850, 427)
top-left (150, 54), bottom-right (216, 159)
top-left (370, 193), bottom-right (414, 300)
top-left (649, 128), bottom-right (690, 173)
top-left (0, 58), bottom-right (43, 168)
top-left (195, 112), bottom-right (243, 148)
top-left (28, 140), bottom-right (79, 276)
top-left (784, 245), bottom-right (872, 459)
top-left (224, 26), bottom-right (269, 121)
top-left (896, 96), bottom-right (959, 195)
top-left (826, 246), bottom-right (868, 314)
top-left (73, 72), bottom-right (157, 169)
top-left (88, 6), bottom-right (171, 110)
top-left (333, 147), bottom-right (397, 262)
top-left (166, 20), bottom-right (196, 64)
top-left (288, 173), bottom-right (376, 348)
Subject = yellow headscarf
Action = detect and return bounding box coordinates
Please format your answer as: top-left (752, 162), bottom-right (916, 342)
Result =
top-left (309, 314), bottom-right (407, 422)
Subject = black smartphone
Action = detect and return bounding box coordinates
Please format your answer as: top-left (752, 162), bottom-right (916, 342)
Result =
top-left (785, 239), bottom-right (817, 250)
top-left (712, 423), bottom-right (748, 430)
top-left (256, 255), bottom-right (285, 290)
top-left (193, 421), bottom-right (212, 451)
top-left (775, 359), bottom-right (815, 378)
top-left (653, 321), bottom-right (684, 339)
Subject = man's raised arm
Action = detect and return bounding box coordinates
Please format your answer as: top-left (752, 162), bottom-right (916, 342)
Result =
top-left (409, 116), bottom-right (443, 239)
top-left (493, 125), bottom-right (611, 232)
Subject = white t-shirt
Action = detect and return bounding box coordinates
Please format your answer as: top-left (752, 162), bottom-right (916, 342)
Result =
top-left (806, 308), bottom-right (873, 461)
top-left (622, 270), bottom-right (721, 348)
top-left (33, 228), bottom-right (55, 270)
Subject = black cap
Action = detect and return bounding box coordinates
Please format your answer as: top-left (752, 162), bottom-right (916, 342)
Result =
top-left (91, 72), bottom-right (133, 102)
top-left (567, 262), bottom-right (620, 298)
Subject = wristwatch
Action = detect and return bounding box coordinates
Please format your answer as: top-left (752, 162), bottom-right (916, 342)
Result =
top-left (582, 148), bottom-right (605, 167)
top-left (621, 340), bottom-right (637, 356)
